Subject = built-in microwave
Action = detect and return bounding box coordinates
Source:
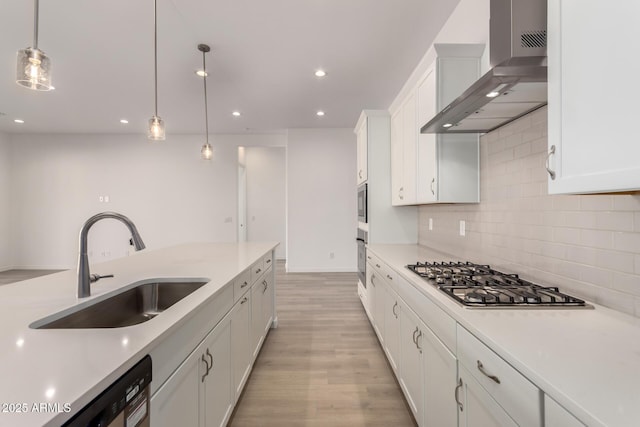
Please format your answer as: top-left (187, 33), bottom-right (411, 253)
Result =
top-left (357, 183), bottom-right (367, 223)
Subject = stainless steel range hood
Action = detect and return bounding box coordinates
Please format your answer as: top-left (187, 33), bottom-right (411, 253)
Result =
top-left (421, 0), bottom-right (547, 134)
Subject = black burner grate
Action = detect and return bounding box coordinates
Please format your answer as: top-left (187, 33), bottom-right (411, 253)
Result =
top-left (406, 261), bottom-right (587, 308)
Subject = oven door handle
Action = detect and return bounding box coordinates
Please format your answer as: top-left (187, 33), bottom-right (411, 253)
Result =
top-left (356, 238), bottom-right (365, 242)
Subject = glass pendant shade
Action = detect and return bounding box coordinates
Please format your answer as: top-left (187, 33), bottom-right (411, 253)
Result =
top-left (16, 48), bottom-right (52, 91)
top-left (148, 116), bottom-right (165, 141)
top-left (201, 143), bottom-right (213, 160)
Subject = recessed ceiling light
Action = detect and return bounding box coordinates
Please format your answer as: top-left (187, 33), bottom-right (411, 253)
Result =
top-left (316, 110), bottom-right (325, 117)
top-left (195, 70), bottom-right (207, 77)
top-left (442, 123), bottom-right (453, 128)
top-left (14, 119), bottom-right (24, 124)
top-left (486, 91), bottom-right (500, 98)
top-left (120, 119), bottom-right (129, 124)
top-left (232, 111), bottom-right (241, 117)
top-left (315, 69), bottom-right (327, 78)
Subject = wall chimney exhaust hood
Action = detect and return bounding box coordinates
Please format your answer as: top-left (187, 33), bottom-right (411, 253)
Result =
top-left (421, 0), bottom-right (547, 134)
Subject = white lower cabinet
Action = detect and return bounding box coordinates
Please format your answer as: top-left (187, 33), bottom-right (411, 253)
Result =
top-left (422, 325), bottom-right (457, 427)
top-left (366, 266), bottom-right (385, 341)
top-left (151, 250), bottom-right (276, 427)
top-left (457, 365), bottom-right (517, 427)
top-left (151, 316), bottom-right (233, 427)
top-left (545, 395), bottom-right (585, 427)
top-left (399, 305), bottom-right (424, 421)
top-left (251, 267), bottom-right (274, 359)
top-left (383, 286), bottom-right (401, 375)
top-left (231, 291), bottom-right (251, 399)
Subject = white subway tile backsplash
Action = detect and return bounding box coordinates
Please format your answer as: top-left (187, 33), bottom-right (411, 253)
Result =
top-left (595, 212), bottom-right (634, 232)
top-left (580, 195), bottom-right (614, 211)
top-left (418, 107), bottom-right (640, 317)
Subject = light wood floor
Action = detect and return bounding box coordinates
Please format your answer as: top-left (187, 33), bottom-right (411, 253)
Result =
top-left (228, 262), bottom-right (417, 427)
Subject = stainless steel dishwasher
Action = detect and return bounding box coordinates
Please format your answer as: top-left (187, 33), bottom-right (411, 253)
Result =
top-left (63, 355), bottom-right (152, 427)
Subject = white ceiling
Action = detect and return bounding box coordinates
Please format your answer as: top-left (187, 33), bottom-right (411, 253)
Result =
top-left (0, 0), bottom-right (460, 135)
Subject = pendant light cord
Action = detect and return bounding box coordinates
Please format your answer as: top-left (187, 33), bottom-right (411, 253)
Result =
top-left (33, 0), bottom-right (39, 49)
top-left (202, 50), bottom-right (209, 144)
top-left (153, 0), bottom-right (158, 116)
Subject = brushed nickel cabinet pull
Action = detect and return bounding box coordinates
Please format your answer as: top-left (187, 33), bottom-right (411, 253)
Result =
top-left (240, 281), bottom-right (248, 288)
top-left (431, 177), bottom-right (435, 195)
top-left (201, 354), bottom-right (210, 382)
top-left (392, 301), bottom-right (398, 318)
top-left (415, 330), bottom-right (422, 353)
top-left (241, 296), bottom-right (248, 304)
top-left (412, 326), bottom-right (419, 345)
top-left (477, 360), bottom-right (501, 384)
top-left (455, 378), bottom-right (463, 411)
top-left (546, 145), bottom-right (556, 180)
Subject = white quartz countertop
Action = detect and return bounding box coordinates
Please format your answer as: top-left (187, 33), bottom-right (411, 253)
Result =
top-left (0, 241), bottom-right (278, 427)
top-left (368, 244), bottom-right (640, 427)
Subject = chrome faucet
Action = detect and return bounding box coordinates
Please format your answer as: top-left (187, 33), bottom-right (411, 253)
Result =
top-left (77, 212), bottom-right (146, 298)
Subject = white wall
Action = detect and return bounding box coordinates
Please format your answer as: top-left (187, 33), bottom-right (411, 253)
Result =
top-left (0, 132), bottom-right (11, 270)
top-left (286, 128), bottom-right (357, 272)
top-left (8, 133), bottom-right (285, 269)
top-left (245, 147), bottom-right (286, 259)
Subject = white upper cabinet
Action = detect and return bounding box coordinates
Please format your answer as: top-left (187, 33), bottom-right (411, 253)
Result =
top-left (547, 0), bottom-right (640, 194)
top-left (356, 116), bottom-right (368, 185)
top-left (391, 44), bottom-right (483, 205)
top-left (391, 93), bottom-right (418, 205)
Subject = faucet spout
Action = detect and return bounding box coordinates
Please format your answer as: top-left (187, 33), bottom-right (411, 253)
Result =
top-left (77, 212), bottom-right (146, 298)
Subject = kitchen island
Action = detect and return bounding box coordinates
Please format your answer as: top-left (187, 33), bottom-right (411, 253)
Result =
top-left (0, 241), bottom-right (278, 426)
top-left (366, 243), bottom-right (640, 427)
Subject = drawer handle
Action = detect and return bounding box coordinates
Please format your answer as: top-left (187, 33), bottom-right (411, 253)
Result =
top-left (240, 281), bottom-right (248, 288)
top-left (240, 296), bottom-right (248, 305)
top-left (392, 301), bottom-right (398, 318)
top-left (455, 378), bottom-right (463, 412)
top-left (477, 360), bottom-right (501, 384)
top-left (266, 258), bottom-right (272, 264)
top-left (256, 268), bottom-right (262, 274)
top-left (201, 354), bottom-right (210, 382)
top-left (375, 263), bottom-right (380, 268)
top-left (367, 255), bottom-right (371, 260)
top-left (386, 274), bottom-right (392, 281)
top-left (412, 326), bottom-right (419, 345)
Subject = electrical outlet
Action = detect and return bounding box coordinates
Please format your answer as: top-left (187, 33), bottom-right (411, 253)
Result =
top-left (429, 218), bottom-right (433, 231)
top-left (98, 196), bottom-right (104, 202)
top-left (459, 220), bottom-right (466, 237)
top-left (104, 195), bottom-right (110, 203)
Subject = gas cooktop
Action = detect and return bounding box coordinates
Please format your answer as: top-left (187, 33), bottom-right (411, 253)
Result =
top-left (406, 261), bottom-right (589, 308)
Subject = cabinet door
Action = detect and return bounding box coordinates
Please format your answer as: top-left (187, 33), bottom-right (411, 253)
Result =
top-left (390, 108), bottom-right (404, 205)
top-left (399, 305), bottom-right (424, 423)
top-left (548, 0), bottom-right (640, 194)
top-left (261, 272), bottom-right (274, 334)
top-left (356, 120), bottom-right (368, 185)
top-left (422, 325), bottom-right (457, 427)
top-left (366, 267), bottom-right (381, 339)
top-left (401, 92), bottom-right (417, 204)
top-left (373, 274), bottom-right (386, 344)
top-left (545, 395), bottom-right (585, 427)
top-left (150, 344), bottom-right (204, 427)
top-left (458, 365), bottom-right (517, 427)
top-left (251, 280), bottom-right (264, 358)
top-left (383, 288), bottom-right (401, 375)
top-left (231, 293), bottom-right (251, 399)
top-left (417, 68), bottom-right (438, 203)
top-left (202, 317), bottom-right (233, 427)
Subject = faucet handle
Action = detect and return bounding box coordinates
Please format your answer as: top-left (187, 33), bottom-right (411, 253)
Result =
top-left (89, 274), bottom-right (114, 283)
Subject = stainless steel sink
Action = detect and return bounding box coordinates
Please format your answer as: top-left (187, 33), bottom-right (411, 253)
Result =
top-left (31, 279), bottom-right (208, 329)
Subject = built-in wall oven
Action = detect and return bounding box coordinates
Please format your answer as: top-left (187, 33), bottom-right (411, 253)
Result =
top-left (357, 183), bottom-right (367, 223)
top-left (357, 228), bottom-right (368, 287)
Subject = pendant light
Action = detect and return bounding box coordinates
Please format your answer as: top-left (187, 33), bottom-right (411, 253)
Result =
top-left (148, 0), bottom-right (165, 140)
top-left (16, 0), bottom-right (53, 91)
top-left (198, 44), bottom-right (213, 160)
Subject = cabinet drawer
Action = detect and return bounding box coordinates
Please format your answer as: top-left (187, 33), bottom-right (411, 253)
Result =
top-left (457, 325), bottom-right (541, 427)
top-left (233, 269), bottom-right (252, 301)
top-left (251, 259), bottom-right (265, 283)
